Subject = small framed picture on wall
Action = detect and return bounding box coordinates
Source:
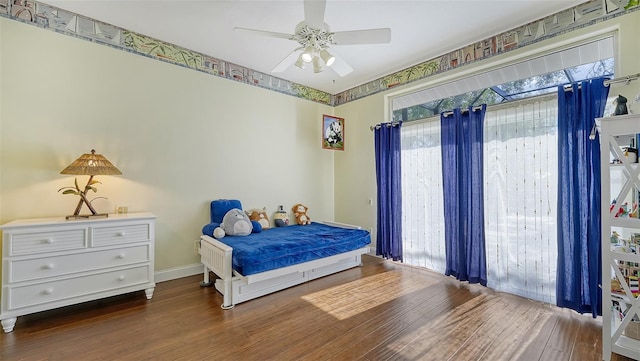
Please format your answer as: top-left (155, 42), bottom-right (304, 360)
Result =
top-left (322, 114), bottom-right (345, 151)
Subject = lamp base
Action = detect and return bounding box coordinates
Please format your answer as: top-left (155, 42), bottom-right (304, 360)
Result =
top-left (65, 213), bottom-right (109, 220)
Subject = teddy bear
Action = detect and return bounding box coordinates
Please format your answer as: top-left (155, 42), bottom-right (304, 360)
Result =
top-left (292, 203), bottom-right (311, 225)
top-left (246, 208), bottom-right (270, 230)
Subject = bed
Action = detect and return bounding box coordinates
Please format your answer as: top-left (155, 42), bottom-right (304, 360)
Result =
top-left (198, 200), bottom-right (371, 309)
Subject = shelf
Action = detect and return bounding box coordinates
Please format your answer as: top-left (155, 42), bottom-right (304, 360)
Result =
top-left (612, 292), bottom-right (636, 305)
top-left (611, 218), bottom-right (640, 228)
top-left (610, 250), bottom-right (640, 263)
top-left (611, 163), bottom-right (639, 168)
top-left (613, 335), bottom-right (640, 360)
top-left (601, 113), bottom-right (640, 361)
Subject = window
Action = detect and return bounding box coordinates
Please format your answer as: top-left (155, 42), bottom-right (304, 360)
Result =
top-left (392, 36), bottom-right (614, 122)
top-left (397, 36), bottom-right (614, 303)
top-left (393, 58), bottom-right (613, 122)
top-left (401, 97), bottom-right (559, 303)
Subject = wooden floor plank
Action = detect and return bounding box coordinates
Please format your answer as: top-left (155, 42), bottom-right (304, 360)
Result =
top-left (0, 255), bottom-right (633, 361)
top-left (570, 312), bottom-right (603, 361)
top-left (373, 292), bottom-right (515, 360)
top-left (325, 285), bottom-right (474, 361)
top-left (448, 294), bottom-right (539, 361)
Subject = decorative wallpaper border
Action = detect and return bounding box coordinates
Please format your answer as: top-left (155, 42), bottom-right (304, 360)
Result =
top-left (1, 0), bottom-right (638, 107)
top-left (334, 0), bottom-right (639, 106)
top-left (0, 0), bottom-right (331, 105)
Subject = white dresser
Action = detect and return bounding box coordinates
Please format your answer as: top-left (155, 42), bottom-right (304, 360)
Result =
top-left (0, 212), bottom-right (156, 333)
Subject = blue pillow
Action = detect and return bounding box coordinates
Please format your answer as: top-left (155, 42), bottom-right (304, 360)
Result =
top-left (202, 222), bottom-right (221, 237)
top-left (210, 199), bottom-right (242, 223)
top-left (251, 221), bottom-right (262, 233)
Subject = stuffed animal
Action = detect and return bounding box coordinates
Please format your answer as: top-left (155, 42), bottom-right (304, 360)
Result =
top-left (214, 208), bottom-right (253, 238)
top-left (213, 227), bottom-right (226, 239)
top-left (292, 203), bottom-right (311, 225)
top-left (614, 94), bottom-right (629, 115)
top-left (273, 205), bottom-right (289, 227)
top-left (246, 208), bottom-right (270, 230)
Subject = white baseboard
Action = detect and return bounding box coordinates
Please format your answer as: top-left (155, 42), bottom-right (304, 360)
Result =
top-left (155, 263), bottom-right (203, 283)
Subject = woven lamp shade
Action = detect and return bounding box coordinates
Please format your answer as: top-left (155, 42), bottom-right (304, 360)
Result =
top-left (60, 149), bottom-right (122, 176)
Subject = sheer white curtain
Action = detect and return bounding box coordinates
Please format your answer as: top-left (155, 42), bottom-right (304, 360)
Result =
top-left (484, 97), bottom-right (558, 304)
top-left (401, 120), bottom-right (446, 273)
top-left (401, 96), bottom-right (558, 303)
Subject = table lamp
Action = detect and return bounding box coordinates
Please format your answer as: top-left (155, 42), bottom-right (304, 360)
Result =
top-left (59, 149), bottom-right (122, 219)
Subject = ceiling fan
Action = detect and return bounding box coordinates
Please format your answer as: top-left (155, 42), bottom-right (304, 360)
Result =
top-left (234, 0), bottom-right (391, 76)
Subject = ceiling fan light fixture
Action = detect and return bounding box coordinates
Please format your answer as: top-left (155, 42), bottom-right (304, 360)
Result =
top-left (238, 1), bottom-right (389, 75)
top-left (313, 56), bottom-right (324, 73)
top-left (301, 45), bottom-right (315, 63)
top-left (295, 54), bottom-right (306, 69)
top-left (319, 49), bottom-right (335, 67)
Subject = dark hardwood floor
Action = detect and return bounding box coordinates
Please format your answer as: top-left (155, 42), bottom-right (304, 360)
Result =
top-left (0, 255), bottom-right (632, 361)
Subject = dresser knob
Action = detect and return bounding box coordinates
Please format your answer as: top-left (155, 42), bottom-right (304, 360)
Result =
top-left (42, 264), bottom-right (54, 270)
top-left (44, 238), bottom-right (54, 244)
top-left (43, 288), bottom-right (53, 295)
top-left (118, 275), bottom-right (125, 281)
top-left (116, 232), bottom-right (126, 237)
top-left (117, 253), bottom-right (125, 259)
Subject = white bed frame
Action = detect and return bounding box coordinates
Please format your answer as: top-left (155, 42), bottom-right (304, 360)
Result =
top-left (198, 221), bottom-right (370, 309)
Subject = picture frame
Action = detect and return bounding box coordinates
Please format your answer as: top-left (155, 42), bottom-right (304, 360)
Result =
top-left (322, 114), bottom-right (345, 151)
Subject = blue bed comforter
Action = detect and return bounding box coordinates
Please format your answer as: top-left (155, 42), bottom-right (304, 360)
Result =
top-left (217, 222), bottom-right (371, 276)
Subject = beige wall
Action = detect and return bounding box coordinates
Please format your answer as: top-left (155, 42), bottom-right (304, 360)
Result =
top-left (334, 11), bottom-right (640, 249)
top-left (0, 18), bottom-right (334, 273)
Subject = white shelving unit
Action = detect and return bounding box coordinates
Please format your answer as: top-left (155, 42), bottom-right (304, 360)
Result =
top-left (600, 113), bottom-right (640, 361)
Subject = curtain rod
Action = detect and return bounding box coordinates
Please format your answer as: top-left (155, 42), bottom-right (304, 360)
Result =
top-left (441, 105), bottom-right (484, 117)
top-left (604, 73), bottom-right (640, 86)
top-left (370, 121), bottom-right (401, 131)
top-left (564, 73), bottom-right (640, 92)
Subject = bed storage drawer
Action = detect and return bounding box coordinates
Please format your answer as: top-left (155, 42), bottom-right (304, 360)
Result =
top-left (307, 252), bottom-right (365, 280)
top-left (217, 270), bottom-right (309, 306)
top-left (238, 271), bottom-right (307, 296)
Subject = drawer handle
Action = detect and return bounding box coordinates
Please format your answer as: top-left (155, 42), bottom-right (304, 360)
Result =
top-left (116, 231), bottom-right (126, 237)
top-left (42, 264), bottom-right (54, 270)
top-left (117, 253), bottom-right (126, 259)
top-left (118, 275), bottom-right (126, 281)
top-left (43, 288), bottom-right (53, 295)
top-left (44, 238), bottom-right (54, 244)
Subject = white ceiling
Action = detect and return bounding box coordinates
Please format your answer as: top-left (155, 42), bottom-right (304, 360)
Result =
top-left (39, 0), bottom-right (587, 94)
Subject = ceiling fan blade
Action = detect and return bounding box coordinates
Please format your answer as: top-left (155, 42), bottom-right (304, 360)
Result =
top-left (234, 27), bottom-right (293, 40)
top-left (332, 28), bottom-right (391, 45)
top-left (272, 48), bottom-right (302, 73)
top-left (304, 0), bottom-right (326, 29)
top-left (329, 55), bottom-right (354, 77)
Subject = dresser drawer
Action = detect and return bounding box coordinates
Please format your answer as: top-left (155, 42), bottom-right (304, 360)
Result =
top-left (8, 245), bottom-right (151, 283)
top-left (8, 229), bottom-right (87, 256)
top-left (6, 265), bottom-right (152, 311)
top-left (92, 223), bottom-right (151, 246)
